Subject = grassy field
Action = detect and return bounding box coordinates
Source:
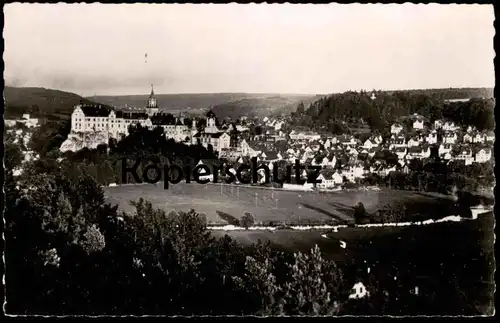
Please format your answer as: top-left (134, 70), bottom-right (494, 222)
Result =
top-left (104, 183), bottom-right (456, 225)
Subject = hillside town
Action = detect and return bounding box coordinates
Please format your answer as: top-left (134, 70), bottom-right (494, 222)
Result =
top-left (45, 86), bottom-right (494, 191)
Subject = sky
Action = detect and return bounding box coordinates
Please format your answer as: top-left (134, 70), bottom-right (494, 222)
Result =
top-left (3, 3), bottom-right (495, 96)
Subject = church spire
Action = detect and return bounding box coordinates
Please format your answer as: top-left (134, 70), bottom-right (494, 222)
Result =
top-left (150, 84), bottom-right (154, 96)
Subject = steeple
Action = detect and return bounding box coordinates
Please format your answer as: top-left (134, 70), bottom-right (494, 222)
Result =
top-left (146, 84), bottom-right (158, 115)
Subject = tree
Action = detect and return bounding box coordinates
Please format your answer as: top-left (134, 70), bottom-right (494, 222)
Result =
top-left (240, 212), bottom-right (255, 229)
top-left (79, 224), bottom-right (106, 255)
top-left (353, 202), bottom-right (368, 224)
top-left (296, 101), bottom-right (305, 114)
top-left (234, 256), bottom-right (283, 315)
top-left (282, 245), bottom-right (340, 315)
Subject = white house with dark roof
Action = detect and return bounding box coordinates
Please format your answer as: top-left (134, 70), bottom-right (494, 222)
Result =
top-left (407, 137), bottom-right (422, 148)
top-left (438, 144), bottom-right (453, 156)
top-left (426, 130), bottom-right (438, 145)
top-left (413, 118), bottom-right (424, 130)
top-left (443, 121), bottom-right (458, 131)
top-left (475, 148), bottom-right (492, 163)
top-left (485, 131), bottom-right (495, 142)
top-left (473, 132), bottom-right (485, 144)
top-left (388, 136), bottom-right (406, 150)
top-left (453, 148), bottom-right (474, 165)
top-left (463, 133), bottom-right (473, 144)
top-left (434, 119), bottom-right (444, 129)
top-left (391, 123), bottom-right (404, 134)
top-left (443, 132), bottom-right (458, 145)
top-left (362, 139), bottom-right (378, 150)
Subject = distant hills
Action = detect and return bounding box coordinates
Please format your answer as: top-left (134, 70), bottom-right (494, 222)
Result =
top-left (3, 86), bottom-right (493, 121)
top-left (88, 93), bottom-right (321, 118)
top-left (3, 86), bottom-right (108, 120)
top-left (210, 95), bottom-right (322, 119)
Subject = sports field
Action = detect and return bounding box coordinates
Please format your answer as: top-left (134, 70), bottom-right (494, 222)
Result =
top-left (104, 182), bottom-right (455, 225)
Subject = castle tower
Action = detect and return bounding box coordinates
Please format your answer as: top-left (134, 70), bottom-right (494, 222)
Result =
top-left (146, 84), bottom-right (159, 116)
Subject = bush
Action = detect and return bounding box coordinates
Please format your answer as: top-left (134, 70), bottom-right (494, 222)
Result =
top-left (241, 212), bottom-right (255, 229)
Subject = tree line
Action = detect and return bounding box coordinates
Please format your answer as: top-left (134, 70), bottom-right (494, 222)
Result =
top-left (292, 91), bottom-right (494, 133)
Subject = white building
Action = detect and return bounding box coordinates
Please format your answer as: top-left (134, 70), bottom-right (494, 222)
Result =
top-left (426, 131), bottom-right (438, 145)
top-left (5, 113), bottom-right (39, 128)
top-left (473, 132), bottom-right (485, 144)
top-left (391, 123), bottom-right (404, 134)
top-left (362, 139), bottom-right (378, 150)
top-left (475, 148), bottom-right (492, 163)
top-left (463, 133), bottom-right (473, 144)
top-left (332, 172), bottom-right (344, 185)
top-left (349, 282), bottom-right (369, 300)
top-left (407, 137), bottom-right (421, 148)
top-left (439, 144), bottom-right (453, 156)
top-left (443, 121), bottom-right (458, 131)
top-left (443, 132), bottom-right (458, 145)
top-left (413, 118), bottom-right (424, 130)
top-left (485, 131), bottom-right (495, 142)
top-left (454, 148), bottom-right (474, 165)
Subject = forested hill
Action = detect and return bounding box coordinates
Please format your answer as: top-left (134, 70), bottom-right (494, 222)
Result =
top-left (383, 87), bottom-right (494, 101)
top-left (291, 87), bottom-right (494, 134)
top-left (3, 86), bottom-right (111, 120)
top-left (211, 95), bottom-right (321, 119)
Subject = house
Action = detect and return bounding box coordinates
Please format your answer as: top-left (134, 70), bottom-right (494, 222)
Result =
top-left (426, 131), bottom-right (438, 145)
top-left (348, 148), bottom-right (359, 157)
top-left (240, 139), bottom-right (261, 157)
top-left (475, 148), bottom-right (492, 163)
top-left (323, 139), bottom-right (332, 149)
top-left (413, 118), bottom-right (424, 130)
top-left (321, 155), bottom-right (337, 168)
top-left (316, 169), bottom-right (339, 189)
top-left (473, 132), bottom-right (485, 144)
top-left (454, 148), bottom-right (474, 165)
top-left (362, 139), bottom-right (378, 150)
top-left (441, 152), bottom-right (452, 161)
top-left (349, 282), bottom-right (369, 300)
top-left (343, 164), bottom-right (365, 183)
top-left (406, 146), bottom-right (430, 160)
top-left (338, 135), bottom-right (357, 146)
top-left (388, 137), bottom-right (406, 150)
top-left (407, 137), bottom-right (421, 148)
top-left (438, 144), bottom-right (453, 156)
top-left (463, 133), bottom-right (473, 144)
top-left (332, 171), bottom-right (344, 185)
top-left (391, 123), bottom-right (404, 134)
top-left (443, 121), bottom-right (458, 131)
top-left (394, 147), bottom-right (407, 160)
top-left (443, 132), bottom-right (458, 145)
top-left (485, 131), bottom-right (495, 142)
top-left (466, 125), bottom-right (477, 133)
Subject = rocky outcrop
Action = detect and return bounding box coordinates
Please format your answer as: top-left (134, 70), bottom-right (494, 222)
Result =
top-left (60, 131), bottom-right (109, 152)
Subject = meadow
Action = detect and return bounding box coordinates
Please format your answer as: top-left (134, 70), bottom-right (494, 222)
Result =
top-left (104, 183), bottom-right (456, 225)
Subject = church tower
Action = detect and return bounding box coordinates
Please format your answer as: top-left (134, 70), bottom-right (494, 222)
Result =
top-left (146, 84), bottom-right (159, 116)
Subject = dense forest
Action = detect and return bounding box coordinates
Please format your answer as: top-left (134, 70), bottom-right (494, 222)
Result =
top-left (291, 89), bottom-right (495, 134)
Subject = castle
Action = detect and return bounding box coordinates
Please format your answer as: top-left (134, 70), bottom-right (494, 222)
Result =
top-left (63, 85), bottom-right (230, 153)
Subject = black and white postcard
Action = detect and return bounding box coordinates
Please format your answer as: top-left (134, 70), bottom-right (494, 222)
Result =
top-left (2, 3), bottom-right (495, 317)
